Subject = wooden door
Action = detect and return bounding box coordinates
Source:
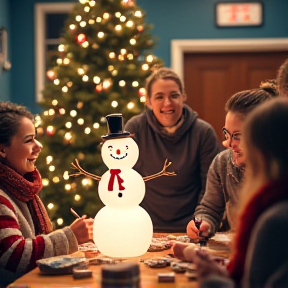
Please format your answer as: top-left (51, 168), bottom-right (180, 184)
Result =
top-left (184, 51), bottom-right (288, 140)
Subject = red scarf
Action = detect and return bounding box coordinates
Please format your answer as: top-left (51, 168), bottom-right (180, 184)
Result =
top-left (108, 169), bottom-right (125, 191)
top-left (227, 179), bottom-right (288, 284)
top-left (0, 161), bottom-right (53, 235)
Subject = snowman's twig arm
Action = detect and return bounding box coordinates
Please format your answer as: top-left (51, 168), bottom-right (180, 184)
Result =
top-left (69, 159), bottom-right (101, 181)
top-left (143, 158), bottom-right (177, 182)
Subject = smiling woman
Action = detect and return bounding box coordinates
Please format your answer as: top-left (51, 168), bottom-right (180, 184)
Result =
top-left (0, 101), bottom-right (94, 287)
top-left (124, 67), bottom-right (222, 233)
top-left (189, 87), bottom-right (276, 240)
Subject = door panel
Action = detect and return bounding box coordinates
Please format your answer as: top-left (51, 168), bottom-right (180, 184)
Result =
top-left (184, 52), bottom-right (288, 140)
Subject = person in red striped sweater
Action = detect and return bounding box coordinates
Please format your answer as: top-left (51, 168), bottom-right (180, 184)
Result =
top-left (0, 101), bottom-right (94, 287)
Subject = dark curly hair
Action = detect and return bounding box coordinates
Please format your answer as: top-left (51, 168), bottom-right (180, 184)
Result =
top-left (0, 101), bottom-right (34, 146)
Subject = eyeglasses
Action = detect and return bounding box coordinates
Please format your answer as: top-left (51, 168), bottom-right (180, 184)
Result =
top-left (222, 127), bottom-right (241, 141)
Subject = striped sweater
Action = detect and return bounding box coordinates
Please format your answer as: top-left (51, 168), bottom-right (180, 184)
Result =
top-left (0, 189), bottom-right (78, 286)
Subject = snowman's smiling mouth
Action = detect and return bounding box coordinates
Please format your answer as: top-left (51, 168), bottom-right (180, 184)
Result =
top-left (110, 153), bottom-right (128, 160)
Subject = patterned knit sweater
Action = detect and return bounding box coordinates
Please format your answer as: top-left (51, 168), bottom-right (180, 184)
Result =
top-left (0, 189), bottom-right (78, 286)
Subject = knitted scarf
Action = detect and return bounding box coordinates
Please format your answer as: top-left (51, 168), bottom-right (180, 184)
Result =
top-left (0, 161), bottom-right (53, 235)
top-left (227, 179), bottom-right (288, 284)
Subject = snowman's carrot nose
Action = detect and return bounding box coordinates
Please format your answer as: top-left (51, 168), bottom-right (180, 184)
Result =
top-left (116, 149), bottom-right (121, 155)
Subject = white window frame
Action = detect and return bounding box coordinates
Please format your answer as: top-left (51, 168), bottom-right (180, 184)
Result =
top-left (34, 3), bottom-right (75, 102)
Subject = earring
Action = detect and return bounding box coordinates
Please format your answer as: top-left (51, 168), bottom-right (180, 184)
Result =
top-left (0, 149), bottom-right (6, 158)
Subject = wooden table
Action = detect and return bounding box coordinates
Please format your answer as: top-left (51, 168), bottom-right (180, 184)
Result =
top-left (8, 233), bottom-right (232, 288)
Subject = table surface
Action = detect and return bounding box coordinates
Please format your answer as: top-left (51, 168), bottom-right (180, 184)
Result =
top-left (8, 233), bottom-right (232, 288)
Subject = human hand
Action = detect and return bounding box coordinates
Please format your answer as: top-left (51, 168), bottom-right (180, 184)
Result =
top-left (186, 218), bottom-right (211, 239)
top-left (70, 216), bottom-right (94, 244)
top-left (192, 249), bottom-right (229, 284)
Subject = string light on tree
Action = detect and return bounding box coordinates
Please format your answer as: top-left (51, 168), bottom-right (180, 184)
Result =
top-left (37, 0), bottom-right (163, 227)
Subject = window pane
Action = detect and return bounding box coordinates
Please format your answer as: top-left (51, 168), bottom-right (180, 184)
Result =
top-left (46, 13), bottom-right (69, 39)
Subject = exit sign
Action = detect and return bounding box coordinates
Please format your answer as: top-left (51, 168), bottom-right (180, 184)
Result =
top-left (216, 2), bottom-right (263, 27)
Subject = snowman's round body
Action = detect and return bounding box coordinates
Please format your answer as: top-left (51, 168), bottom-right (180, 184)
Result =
top-left (93, 137), bottom-right (153, 258)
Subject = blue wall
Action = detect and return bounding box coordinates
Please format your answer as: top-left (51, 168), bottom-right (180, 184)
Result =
top-left (5, 0), bottom-right (288, 112)
top-left (0, 0), bottom-right (10, 101)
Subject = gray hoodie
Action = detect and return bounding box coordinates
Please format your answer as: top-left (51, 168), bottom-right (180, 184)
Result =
top-left (125, 104), bottom-right (221, 232)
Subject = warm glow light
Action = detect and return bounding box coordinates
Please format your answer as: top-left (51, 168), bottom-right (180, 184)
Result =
top-left (63, 171), bottom-right (69, 180)
top-left (54, 79), bottom-right (60, 85)
top-left (142, 63), bottom-right (149, 70)
top-left (70, 110), bottom-right (77, 117)
top-left (49, 165), bottom-right (55, 172)
top-left (120, 49), bottom-right (126, 55)
top-left (115, 25), bottom-right (122, 31)
top-left (48, 109), bottom-right (55, 116)
top-left (126, 20), bottom-right (133, 27)
top-left (103, 13), bottom-right (109, 19)
top-left (93, 137), bottom-right (153, 258)
top-left (130, 39), bottom-right (136, 45)
top-left (59, 108), bottom-right (66, 115)
top-left (57, 218), bottom-right (64, 225)
top-left (78, 118), bottom-right (84, 125)
top-left (75, 194), bottom-right (81, 201)
top-left (70, 24), bottom-right (76, 30)
top-left (140, 96), bottom-right (146, 102)
top-left (52, 177), bottom-right (60, 183)
top-left (63, 58), bottom-right (70, 65)
top-left (75, 15), bottom-right (82, 22)
top-left (42, 178), bottom-right (49, 186)
top-left (52, 100), bottom-right (58, 106)
top-left (93, 76), bottom-right (101, 84)
top-left (96, 17), bottom-right (102, 22)
top-left (127, 102), bottom-right (135, 109)
top-left (146, 55), bottom-right (154, 62)
top-left (84, 6), bottom-right (90, 12)
top-left (84, 127), bottom-right (91, 134)
top-left (89, 0), bottom-right (96, 7)
top-left (109, 52), bottom-right (116, 59)
top-left (132, 81), bottom-right (139, 87)
top-left (66, 122), bottom-right (72, 128)
top-left (103, 79), bottom-right (111, 89)
top-left (98, 32), bottom-right (104, 38)
top-left (82, 75), bottom-right (89, 82)
top-left (65, 184), bottom-right (72, 191)
top-left (111, 101), bottom-right (118, 108)
top-left (47, 203), bottom-right (54, 210)
top-left (62, 86), bottom-right (68, 93)
top-left (82, 41), bottom-right (89, 48)
top-left (58, 44), bottom-right (65, 52)
top-left (115, 12), bottom-right (121, 18)
top-left (56, 58), bottom-right (63, 65)
top-left (46, 155), bottom-right (53, 164)
top-left (135, 10), bottom-right (142, 17)
top-left (120, 16), bottom-right (126, 22)
top-left (119, 80), bottom-right (126, 87)
top-left (78, 68), bottom-right (85, 75)
top-left (127, 53), bottom-right (133, 60)
top-left (64, 132), bottom-right (72, 141)
top-left (93, 122), bottom-right (100, 129)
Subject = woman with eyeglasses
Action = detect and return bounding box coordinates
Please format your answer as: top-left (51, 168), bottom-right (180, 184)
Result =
top-left (186, 86), bottom-right (277, 239)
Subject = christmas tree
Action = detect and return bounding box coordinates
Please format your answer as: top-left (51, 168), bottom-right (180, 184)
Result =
top-left (36, 0), bottom-right (163, 228)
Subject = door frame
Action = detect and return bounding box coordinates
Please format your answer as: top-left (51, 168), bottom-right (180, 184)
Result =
top-left (171, 38), bottom-right (288, 82)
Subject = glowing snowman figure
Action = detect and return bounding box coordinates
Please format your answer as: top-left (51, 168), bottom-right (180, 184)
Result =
top-left (71, 113), bottom-right (176, 258)
top-left (94, 114), bottom-right (153, 258)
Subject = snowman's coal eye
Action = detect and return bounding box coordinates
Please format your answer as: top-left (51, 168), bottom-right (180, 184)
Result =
top-left (108, 145), bottom-right (113, 151)
top-left (126, 145), bottom-right (128, 150)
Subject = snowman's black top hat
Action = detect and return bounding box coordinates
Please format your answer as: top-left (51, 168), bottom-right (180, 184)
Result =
top-left (102, 113), bottom-right (131, 139)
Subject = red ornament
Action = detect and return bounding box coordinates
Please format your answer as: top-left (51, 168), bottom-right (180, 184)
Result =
top-left (46, 70), bottom-right (56, 80)
top-left (95, 84), bottom-right (103, 92)
top-left (77, 34), bottom-right (87, 44)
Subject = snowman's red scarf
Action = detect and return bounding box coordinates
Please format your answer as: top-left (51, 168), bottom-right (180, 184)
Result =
top-left (227, 179), bottom-right (288, 284)
top-left (108, 169), bottom-right (125, 191)
top-left (0, 161), bottom-right (53, 235)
